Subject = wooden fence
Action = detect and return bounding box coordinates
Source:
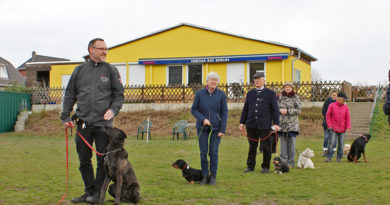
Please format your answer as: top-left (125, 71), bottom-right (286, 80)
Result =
top-left (31, 81), bottom-right (379, 104)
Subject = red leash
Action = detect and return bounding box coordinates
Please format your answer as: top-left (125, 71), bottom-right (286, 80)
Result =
top-left (57, 124), bottom-right (105, 204)
top-left (246, 128), bottom-right (279, 155)
top-left (57, 127), bottom-right (69, 205)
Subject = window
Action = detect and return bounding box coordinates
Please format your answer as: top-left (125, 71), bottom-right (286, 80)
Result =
top-left (0, 64), bottom-right (8, 79)
top-left (188, 64), bottom-right (202, 85)
top-left (249, 62), bottom-right (265, 82)
top-left (295, 69), bottom-right (301, 82)
top-left (168, 65), bottom-right (182, 85)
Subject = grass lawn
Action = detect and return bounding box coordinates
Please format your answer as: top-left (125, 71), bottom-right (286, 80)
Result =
top-left (0, 105), bottom-right (389, 204)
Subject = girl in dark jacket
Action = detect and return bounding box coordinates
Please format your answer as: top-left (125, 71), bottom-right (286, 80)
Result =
top-left (321, 90), bottom-right (337, 156)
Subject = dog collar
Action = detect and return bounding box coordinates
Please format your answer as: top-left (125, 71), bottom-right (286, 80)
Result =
top-left (362, 135), bottom-right (368, 142)
top-left (182, 165), bottom-right (190, 170)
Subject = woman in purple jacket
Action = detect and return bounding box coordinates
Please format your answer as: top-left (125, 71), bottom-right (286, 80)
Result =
top-left (191, 72), bottom-right (228, 185)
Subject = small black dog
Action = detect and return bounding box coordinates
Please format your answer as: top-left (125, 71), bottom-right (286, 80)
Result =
top-left (347, 134), bottom-right (371, 163)
top-left (273, 156), bottom-right (289, 174)
top-left (100, 127), bottom-right (140, 205)
top-left (172, 159), bottom-right (209, 184)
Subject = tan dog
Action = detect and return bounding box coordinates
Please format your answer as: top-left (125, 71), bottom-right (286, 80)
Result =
top-left (343, 144), bottom-right (351, 156)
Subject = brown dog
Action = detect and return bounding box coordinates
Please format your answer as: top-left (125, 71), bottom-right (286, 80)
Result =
top-left (100, 127), bottom-right (140, 205)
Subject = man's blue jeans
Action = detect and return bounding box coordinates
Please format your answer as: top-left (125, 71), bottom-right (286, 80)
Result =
top-left (327, 131), bottom-right (345, 159)
top-left (198, 128), bottom-right (221, 177)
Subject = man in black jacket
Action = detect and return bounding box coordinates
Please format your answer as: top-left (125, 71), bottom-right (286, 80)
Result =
top-left (239, 73), bottom-right (279, 173)
top-left (61, 38), bottom-right (124, 204)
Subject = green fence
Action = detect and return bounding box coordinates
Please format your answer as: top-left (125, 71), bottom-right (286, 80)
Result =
top-left (0, 91), bottom-right (31, 133)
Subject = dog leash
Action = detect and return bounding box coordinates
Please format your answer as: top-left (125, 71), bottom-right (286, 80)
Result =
top-left (245, 127), bottom-right (279, 156)
top-left (57, 127), bottom-right (70, 205)
top-left (188, 125), bottom-right (213, 164)
top-left (57, 124), bottom-right (121, 204)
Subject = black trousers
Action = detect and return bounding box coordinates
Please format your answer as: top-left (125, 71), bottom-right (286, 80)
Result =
top-left (246, 128), bottom-right (272, 169)
top-left (75, 124), bottom-right (108, 195)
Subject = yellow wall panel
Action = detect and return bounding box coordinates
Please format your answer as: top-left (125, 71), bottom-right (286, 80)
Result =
top-left (207, 63), bottom-right (227, 84)
top-left (107, 25), bottom-right (290, 63)
top-left (50, 64), bottom-right (79, 87)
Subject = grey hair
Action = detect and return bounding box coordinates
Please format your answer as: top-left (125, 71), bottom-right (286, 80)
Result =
top-left (205, 72), bottom-right (220, 83)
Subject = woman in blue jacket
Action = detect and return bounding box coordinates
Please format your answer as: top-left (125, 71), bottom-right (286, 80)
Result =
top-left (321, 90), bottom-right (337, 156)
top-left (191, 72), bottom-right (228, 185)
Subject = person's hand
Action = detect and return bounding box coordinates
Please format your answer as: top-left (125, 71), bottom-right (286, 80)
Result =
top-left (203, 119), bottom-right (211, 126)
top-left (218, 132), bottom-right (224, 138)
top-left (328, 127), bottom-right (332, 131)
top-left (272, 125), bottom-right (280, 131)
top-left (64, 121), bottom-right (74, 128)
top-left (280, 109), bottom-right (287, 115)
top-left (104, 109), bottom-right (114, 120)
top-left (239, 124), bottom-right (247, 136)
top-left (346, 129), bottom-right (351, 132)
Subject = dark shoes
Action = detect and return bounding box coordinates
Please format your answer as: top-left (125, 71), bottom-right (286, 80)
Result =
top-left (261, 168), bottom-right (269, 174)
top-left (244, 168), bottom-right (254, 173)
top-left (337, 158), bottom-right (342, 162)
top-left (200, 176), bottom-right (208, 185)
top-left (71, 193), bottom-right (90, 203)
top-left (209, 175), bottom-right (216, 186)
top-left (86, 193), bottom-right (99, 204)
top-left (325, 158), bottom-right (331, 163)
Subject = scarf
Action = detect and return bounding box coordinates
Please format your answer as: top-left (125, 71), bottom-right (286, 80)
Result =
top-left (281, 90), bottom-right (295, 98)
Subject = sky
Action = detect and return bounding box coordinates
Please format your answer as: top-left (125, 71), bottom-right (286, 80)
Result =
top-left (1, 0), bottom-right (389, 85)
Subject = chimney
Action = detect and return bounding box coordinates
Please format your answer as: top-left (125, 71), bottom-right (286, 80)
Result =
top-left (32, 51), bottom-right (37, 60)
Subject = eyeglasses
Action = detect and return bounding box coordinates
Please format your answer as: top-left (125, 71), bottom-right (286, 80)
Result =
top-left (92, 47), bottom-right (108, 51)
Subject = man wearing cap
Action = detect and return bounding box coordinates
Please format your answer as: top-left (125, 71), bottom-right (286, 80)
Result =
top-left (325, 92), bottom-right (351, 162)
top-left (239, 72), bottom-right (280, 173)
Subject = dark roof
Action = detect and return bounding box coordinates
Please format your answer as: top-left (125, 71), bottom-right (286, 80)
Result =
top-left (17, 51), bottom-right (70, 70)
top-left (0, 56), bottom-right (25, 86)
top-left (109, 22), bottom-right (317, 62)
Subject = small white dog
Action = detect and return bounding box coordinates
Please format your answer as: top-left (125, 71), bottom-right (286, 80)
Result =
top-left (297, 148), bottom-right (315, 169)
top-left (343, 144), bottom-right (351, 156)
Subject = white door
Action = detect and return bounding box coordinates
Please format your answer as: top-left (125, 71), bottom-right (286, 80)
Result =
top-left (129, 64), bottom-right (145, 86)
top-left (62, 75), bottom-right (71, 88)
top-left (114, 64), bottom-right (128, 86)
top-left (227, 63), bottom-right (244, 84)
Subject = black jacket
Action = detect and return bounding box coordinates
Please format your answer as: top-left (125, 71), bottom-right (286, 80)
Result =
top-left (240, 88), bottom-right (279, 130)
top-left (61, 60), bottom-right (124, 126)
top-left (322, 97), bottom-right (336, 128)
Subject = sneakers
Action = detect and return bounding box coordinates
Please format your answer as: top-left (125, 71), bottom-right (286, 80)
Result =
top-left (325, 158), bottom-right (331, 163)
top-left (244, 168), bottom-right (254, 173)
top-left (337, 158), bottom-right (342, 162)
top-left (199, 176), bottom-right (208, 185)
top-left (71, 193), bottom-right (90, 203)
top-left (209, 175), bottom-right (216, 186)
top-left (86, 193), bottom-right (99, 204)
top-left (261, 168), bottom-right (269, 173)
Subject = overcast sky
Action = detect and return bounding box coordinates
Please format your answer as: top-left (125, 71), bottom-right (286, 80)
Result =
top-left (1, 0), bottom-right (389, 85)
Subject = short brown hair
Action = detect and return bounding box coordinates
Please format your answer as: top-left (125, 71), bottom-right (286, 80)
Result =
top-left (88, 38), bottom-right (104, 52)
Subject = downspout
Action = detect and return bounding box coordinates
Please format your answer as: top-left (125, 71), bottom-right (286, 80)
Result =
top-left (291, 49), bottom-right (301, 82)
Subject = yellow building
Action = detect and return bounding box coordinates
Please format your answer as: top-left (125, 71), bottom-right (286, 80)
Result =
top-left (50, 23), bottom-right (316, 87)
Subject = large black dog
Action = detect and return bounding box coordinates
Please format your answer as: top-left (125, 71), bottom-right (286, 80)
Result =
top-left (100, 127), bottom-right (140, 205)
top-left (347, 134), bottom-right (371, 163)
top-left (172, 159), bottom-right (209, 184)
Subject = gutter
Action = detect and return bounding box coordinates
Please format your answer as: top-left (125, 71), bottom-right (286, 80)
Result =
top-left (291, 49), bottom-right (301, 82)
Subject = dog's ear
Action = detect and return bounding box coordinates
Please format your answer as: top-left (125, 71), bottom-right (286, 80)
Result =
top-left (119, 129), bottom-right (127, 139)
top-left (364, 134), bottom-right (371, 140)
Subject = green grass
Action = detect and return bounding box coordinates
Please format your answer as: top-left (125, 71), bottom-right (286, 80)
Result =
top-left (0, 104), bottom-right (389, 204)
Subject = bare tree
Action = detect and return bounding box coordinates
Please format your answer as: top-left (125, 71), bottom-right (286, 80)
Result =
top-left (311, 67), bottom-right (322, 82)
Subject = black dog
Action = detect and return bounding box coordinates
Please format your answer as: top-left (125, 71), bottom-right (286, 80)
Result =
top-left (273, 156), bottom-right (289, 174)
top-left (347, 134), bottom-right (371, 163)
top-left (100, 127), bottom-right (140, 205)
top-left (172, 159), bottom-right (209, 184)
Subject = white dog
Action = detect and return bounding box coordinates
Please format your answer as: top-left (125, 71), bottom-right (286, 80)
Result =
top-left (297, 148), bottom-right (315, 169)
